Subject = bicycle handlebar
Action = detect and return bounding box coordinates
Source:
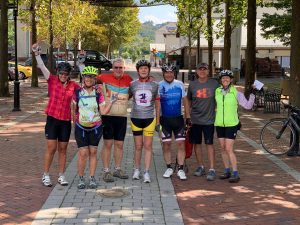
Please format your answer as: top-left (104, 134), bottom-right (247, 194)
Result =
top-left (283, 103), bottom-right (300, 114)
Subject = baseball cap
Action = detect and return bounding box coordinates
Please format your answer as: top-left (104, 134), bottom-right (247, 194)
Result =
top-left (196, 63), bottom-right (208, 70)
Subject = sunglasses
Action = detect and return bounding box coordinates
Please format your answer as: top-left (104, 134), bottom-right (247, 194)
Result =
top-left (114, 66), bottom-right (124, 69)
top-left (83, 75), bottom-right (95, 78)
top-left (198, 67), bottom-right (208, 71)
top-left (58, 71), bottom-right (69, 76)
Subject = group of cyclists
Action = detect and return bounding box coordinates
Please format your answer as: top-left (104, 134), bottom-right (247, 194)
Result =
top-left (32, 42), bottom-right (255, 189)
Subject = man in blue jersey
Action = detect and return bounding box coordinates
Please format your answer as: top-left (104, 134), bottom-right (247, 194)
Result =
top-left (158, 63), bottom-right (189, 180)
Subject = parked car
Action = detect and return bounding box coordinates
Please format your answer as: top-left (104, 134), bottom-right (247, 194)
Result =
top-left (77, 50), bottom-right (112, 71)
top-left (8, 62), bottom-right (32, 80)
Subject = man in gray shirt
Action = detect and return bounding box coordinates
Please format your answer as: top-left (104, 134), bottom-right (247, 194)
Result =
top-left (186, 63), bottom-right (219, 181)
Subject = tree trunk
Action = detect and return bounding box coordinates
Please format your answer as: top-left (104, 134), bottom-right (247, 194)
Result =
top-left (188, 29), bottom-right (192, 73)
top-left (290, 0), bottom-right (300, 107)
top-left (207, 0), bottom-right (213, 77)
top-left (244, 0), bottom-right (256, 98)
top-left (224, 0), bottom-right (232, 70)
top-left (0, 0), bottom-right (10, 97)
top-left (48, 0), bottom-right (54, 74)
top-left (197, 31), bottom-right (200, 64)
top-left (31, 0), bottom-right (38, 87)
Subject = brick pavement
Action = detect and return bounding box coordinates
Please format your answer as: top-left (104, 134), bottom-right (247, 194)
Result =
top-left (0, 78), bottom-right (77, 225)
top-left (1, 73), bottom-right (300, 225)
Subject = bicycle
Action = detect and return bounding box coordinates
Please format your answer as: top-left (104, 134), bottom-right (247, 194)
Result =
top-left (260, 104), bottom-right (300, 155)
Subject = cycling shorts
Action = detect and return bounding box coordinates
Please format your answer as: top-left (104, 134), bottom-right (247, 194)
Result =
top-left (75, 123), bottom-right (103, 148)
top-left (160, 116), bottom-right (185, 142)
top-left (130, 118), bottom-right (156, 136)
top-left (102, 116), bottom-right (127, 141)
top-left (189, 124), bottom-right (215, 145)
top-left (216, 126), bottom-right (239, 140)
top-left (45, 116), bottom-right (71, 142)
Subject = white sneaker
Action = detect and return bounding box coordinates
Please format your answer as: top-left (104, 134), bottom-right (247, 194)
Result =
top-left (163, 168), bottom-right (174, 178)
top-left (58, 175), bottom-right (69, 186)
top-left (143, 172), bottom-right (151, 183)
top-left (132, 169), bottom-right (140, 180)
top-left (177, 170), bottom-right (187, 180)
top-left (42, 174), bottom-right (52, 187)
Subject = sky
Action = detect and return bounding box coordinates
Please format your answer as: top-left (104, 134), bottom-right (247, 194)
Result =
top-left (138, 5), bottom-right (177, 24)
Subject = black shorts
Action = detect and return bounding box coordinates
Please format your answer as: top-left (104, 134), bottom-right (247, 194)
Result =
top-left (45, 116), bottom-right (71, 142)
top-left (75, 124), bottom-right (103, 148)
top-left (189, 124), bottom-right (215, 145)
top-left (160, 116), bottom-right (185, 142)
top-left (102, 116), bottom-right (127, 141)
top-left (216, 126), bottom-right (239, 140)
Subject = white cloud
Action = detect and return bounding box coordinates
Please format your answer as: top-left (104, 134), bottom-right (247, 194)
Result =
top-left (141, 15), bottom-right (168, 24)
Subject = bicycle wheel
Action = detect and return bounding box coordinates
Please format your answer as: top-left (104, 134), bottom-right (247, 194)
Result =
top-left (260, 118), bottom-right (296, 155)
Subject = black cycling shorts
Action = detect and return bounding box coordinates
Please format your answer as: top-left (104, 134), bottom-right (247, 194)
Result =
top-left (216, 126), bottom-right (239, 140)
top-left (102, 115), bottom-right (127, 141)
top-left (189, 124), bottom-right (215, 145)
top-left (45, 116), bottom-right (71, 142)
top-left (75, 124), bottom-right (103, 148)
top-left (160, 116), bottom-right (185, 142)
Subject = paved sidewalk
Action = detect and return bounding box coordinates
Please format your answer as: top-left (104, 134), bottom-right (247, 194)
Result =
top-left (1, 73), bottom-right (300, 225)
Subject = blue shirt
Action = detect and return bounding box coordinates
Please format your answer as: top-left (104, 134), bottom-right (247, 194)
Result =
top-left (159, 80), bottom-right (186, 117)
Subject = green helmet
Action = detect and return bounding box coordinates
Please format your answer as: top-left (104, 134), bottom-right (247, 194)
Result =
top-left (82, 66), bottom-right (98, 76)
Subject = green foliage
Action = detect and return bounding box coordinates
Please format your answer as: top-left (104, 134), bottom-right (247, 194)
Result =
top-left (259, 0), bottom-right (292, 46)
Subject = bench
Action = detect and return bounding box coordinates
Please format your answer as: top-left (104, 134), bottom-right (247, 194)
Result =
top-left (264, 88), bottom-right (282, 113)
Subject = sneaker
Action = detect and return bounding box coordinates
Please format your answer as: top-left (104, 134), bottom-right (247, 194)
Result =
top-left (194, 167), bottom-right (205, 177)
top-left (206, 169), bottom-right (216, 181)
top-left (113, 169), bottom-right (129, 179)
top-left (163, 168), bottom-right (174, 178)
top-left (143, 172), bottom-right (151, 183)
top-left (58, 175), bottom-right (69, 186)
top-left (103, 172), bottom-right (114, 183)
top-left (177, 170), bottom-right (187, 180)
top-left (78, 177), bottom-right (86, 189)
top-left (132, 169), bottom-right (140, 180)
top-left (229, 175), bottom-right (240, 183)
top-left (42, 174), bottom-right (52, 187)
top-left (89, 176), bottom-right (98, 189)
top-left (219, 172), bottom-right (231, 180)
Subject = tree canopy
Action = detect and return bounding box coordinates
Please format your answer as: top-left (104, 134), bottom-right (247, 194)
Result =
top-left (259, 0), bottom-right (292, 46)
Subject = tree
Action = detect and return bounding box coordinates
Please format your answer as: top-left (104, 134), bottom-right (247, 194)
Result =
top-left (290, 0), bottom-right (300, 106)
top-left (223, 0), bottom-right (232, 69)
top-left (95, 6), bottom-right (140, 58)
top-left (30, 0), bottom-right (38, 87)
top-left (0, 0), bottom-right (10, 97)
top-left (244, 0), bottom-right (256, 98)
top-left (207, 0), bottom-right (213, 76)
top-left (259, 0), bottom-right (291, 46)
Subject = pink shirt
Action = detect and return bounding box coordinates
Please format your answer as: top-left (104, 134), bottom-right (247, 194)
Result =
top-left (45, 75), bottom-right (80, 121)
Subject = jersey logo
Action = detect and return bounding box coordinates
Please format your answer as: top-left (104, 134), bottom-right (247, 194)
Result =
top-left (135, 90), bottom-right (152, 106)
top-left (196, 88), bottom-right (209, 98)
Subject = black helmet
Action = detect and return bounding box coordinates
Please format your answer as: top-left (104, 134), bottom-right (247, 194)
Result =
top-left (161, 63), bottom-right (176, 72)
top-left (136, 59), bottom-right (151, 70)
top-left (219, 70), bottom-right (233, 79)
top-left (57, 62), bottom-right (72, 73)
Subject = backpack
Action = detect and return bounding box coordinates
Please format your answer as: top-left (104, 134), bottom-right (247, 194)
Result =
top-left (75, 87), bottom-right (100, 113)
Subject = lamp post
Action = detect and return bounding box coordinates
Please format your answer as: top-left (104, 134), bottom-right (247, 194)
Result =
top-left (12, 0), bottom-right (20, 111)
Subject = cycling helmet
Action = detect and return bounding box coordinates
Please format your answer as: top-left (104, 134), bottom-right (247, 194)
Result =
top-left (136, 59), bottom-right (151, 70)
top-left (82, 66), bottom-right (98, 76)
top-left (57, 62), bottom-right (72, 73)
top-left (161, 63), bottom-right (176, 72)
top-left (219, 70), bottom-right (233, 79)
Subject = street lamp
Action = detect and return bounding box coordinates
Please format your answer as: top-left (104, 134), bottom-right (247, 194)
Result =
top-left (12, 0), bottom-right (20, 111)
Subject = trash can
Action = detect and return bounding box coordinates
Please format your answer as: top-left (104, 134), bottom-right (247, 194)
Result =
top-left (232, 68), bottom-right (240, 84)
